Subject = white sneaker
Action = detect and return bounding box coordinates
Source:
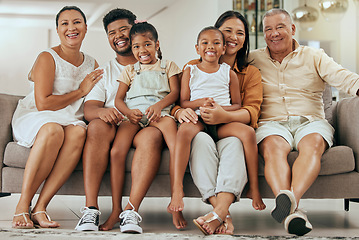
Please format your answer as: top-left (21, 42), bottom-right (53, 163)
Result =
top-left (271, 190), bottom-right (297, 223)
top-left (284, 209), bottom-right (312, 236)
top-left (75, 207), bottom-right (101, 231)
top-left (119, 209), bottom-right (143, 234)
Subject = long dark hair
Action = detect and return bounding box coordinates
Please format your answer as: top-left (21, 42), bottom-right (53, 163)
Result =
top-left (215, 10), bottom-right (250, 71)
top-left (129, 22), bottom-right (162, 60)
top-left (56, 6), bottom-right (86, 27)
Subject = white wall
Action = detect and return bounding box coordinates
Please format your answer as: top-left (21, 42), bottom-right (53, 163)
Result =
top-left (150, 0), bottom-right (232, 68)
top-left (297, 0), bottom-right (358, 73)
top-left (0, 28), bottom-right (48, 95)
top-left (0, 0), bottom-right (232, 96)
top-left (1, 0), bottom-right (357, 96)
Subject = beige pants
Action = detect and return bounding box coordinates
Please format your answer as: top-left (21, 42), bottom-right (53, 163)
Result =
top-left (189, 132), bottom-right (248, 203)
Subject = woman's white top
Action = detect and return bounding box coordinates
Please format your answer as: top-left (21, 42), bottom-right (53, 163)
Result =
top-left (12, 48), bottom-right (96, 148)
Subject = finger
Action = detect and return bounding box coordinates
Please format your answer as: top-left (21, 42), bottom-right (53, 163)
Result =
top-left (104, 115), bottom-right (114, 125)
top-left (188, 109), bottom-right (198, 120)
top-left (92, 76), bottom-right (102, 85)
top-left (99, 115), bottom-right (109, 124)
top-left (146, 109), bottom-right (153, 119)
top-left (108, 113), bottom-right (120, 125)
top-left (180, 116), bottom-right (190, 123)
top-left (185, 114), bottom-right (197, 124)
top-left (148, 112), bottom-right (156, 122)
top-left (135, 110), bottom-right (143, 116)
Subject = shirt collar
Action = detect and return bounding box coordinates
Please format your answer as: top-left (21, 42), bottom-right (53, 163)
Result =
top-left (233, 60), bottom-right (247, 75)
top-left (264, 39), bottom-right (300, 62)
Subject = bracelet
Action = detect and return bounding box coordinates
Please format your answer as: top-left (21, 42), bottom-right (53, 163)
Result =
top-left (174, 108), bottom-right (182, 119)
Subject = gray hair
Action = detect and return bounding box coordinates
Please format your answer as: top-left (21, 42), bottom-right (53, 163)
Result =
top-left (263, 8), bottom-right (293, 24)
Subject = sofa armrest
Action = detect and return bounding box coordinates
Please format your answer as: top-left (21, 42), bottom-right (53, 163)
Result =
top-left (0, 93), bottom-right (23, 190)
top-left (336, 96), bottom-right (359, 171)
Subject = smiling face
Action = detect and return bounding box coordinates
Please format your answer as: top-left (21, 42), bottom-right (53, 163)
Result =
top-left (56, 10), bottom-right (87, 47)
top-left (107, 19), bottom-right (132, 56)
top-left (195, 29), bottom-right (226, 64)
top-left (131, 33), bottom-right (159, 64)
top-left (263, 13), bottom-right (295, 59)
top-left (218, 17), bottom-right (246, 57)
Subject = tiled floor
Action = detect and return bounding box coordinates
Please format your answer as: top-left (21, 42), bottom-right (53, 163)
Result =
top-left (1, 194), bottom-right (359, 237)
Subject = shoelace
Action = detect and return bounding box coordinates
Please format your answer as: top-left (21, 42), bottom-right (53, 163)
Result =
top-left (119, 201), bottom-right (142, 224)
top-left (119, 210), bottom-right (142, 224)
top-left (80, 207), bottom-right (101, 223)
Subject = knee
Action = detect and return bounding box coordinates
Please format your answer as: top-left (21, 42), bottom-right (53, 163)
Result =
top-left (177, 123), bottom-right (197, 141)
top-left (87, 119), bottom-right (114, 142)
top-left (260, 136), bottom-right (290, 161)
top-left (241, 126), bottom-right (256, 143)
top-left (110, 146), bottom-right (127, 164)
top-left (133, 127), bottom-right (163, 150)
top-left (69, 126), bottom-right (87, 142)
top-left (298, 133), bottom-right (327, 155)
top-left (192, 132), bottom-right (216, 153)
top-left (38, 123), bottom-right (65, 144)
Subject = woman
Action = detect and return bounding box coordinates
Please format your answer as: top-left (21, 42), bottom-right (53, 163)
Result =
top-left (11, 6), bottom-right (103, 229)
top-left (172, 11), bottom-right (265, 235)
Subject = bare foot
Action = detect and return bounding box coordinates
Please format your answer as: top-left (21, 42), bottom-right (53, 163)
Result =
top-left (31, 211), bottom-right (60, 228)
top-left (247, 188), bottom-right (266, 210)
top-left (169, 211), bottom-right (187, 230)
top-left (99, 209), bottom-right (121, 231)
top-left (194, 212), bottom-right (223, 235)
top-left (215, 215), bottom-right (234, 235)
top-left (12, 212), bottom-right (34, 229)
top-left (168, 190), bottom-right (184, 212)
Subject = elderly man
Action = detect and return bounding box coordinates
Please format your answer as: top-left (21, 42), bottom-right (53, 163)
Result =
top-left (250, 8), bottom-right (359, 236)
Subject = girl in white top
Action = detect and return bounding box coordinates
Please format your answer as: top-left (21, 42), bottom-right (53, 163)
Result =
top-left (169, 26), bottom-right (259, 234)
top-left (11, 6), bottom-right (102, 229)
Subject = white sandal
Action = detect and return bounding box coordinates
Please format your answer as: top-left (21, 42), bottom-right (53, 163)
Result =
top-left (193, 211), bottom-right (223, 235)
top-left (31, 211), bottom-right (58, 228)
top-left (12, 212), bottom-right (34, 229)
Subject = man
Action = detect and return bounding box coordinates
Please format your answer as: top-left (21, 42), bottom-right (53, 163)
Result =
top-left (74, 8), bottom-right (163, 233)
top-left (250, 9), bottom-right (359, 236)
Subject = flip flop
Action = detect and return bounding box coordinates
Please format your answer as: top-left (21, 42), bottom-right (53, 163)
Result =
top-left (193, 211), bottom-right (223, 235)
top-left (12, 212), bottom-right (34, 229)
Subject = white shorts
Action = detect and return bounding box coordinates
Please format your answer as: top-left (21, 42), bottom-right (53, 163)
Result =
top-left (256, 116), bottom-right (334, 151)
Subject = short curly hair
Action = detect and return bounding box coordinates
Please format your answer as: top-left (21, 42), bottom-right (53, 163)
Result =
top-left (103, 8), bottom-right (137, 33)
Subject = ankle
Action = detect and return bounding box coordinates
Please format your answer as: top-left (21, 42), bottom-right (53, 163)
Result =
top-left (212, 208), bottom-right (228, 220)
top-left (87, 206), bottom-right (99, 210)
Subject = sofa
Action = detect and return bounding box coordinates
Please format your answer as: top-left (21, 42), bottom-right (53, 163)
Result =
top-left (1, 85), bottom-right (359, 210)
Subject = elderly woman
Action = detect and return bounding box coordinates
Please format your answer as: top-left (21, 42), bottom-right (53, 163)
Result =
top-left (11, 6), bottom-right (103, 229)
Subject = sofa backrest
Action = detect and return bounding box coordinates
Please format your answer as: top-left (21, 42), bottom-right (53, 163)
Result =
top-left (323, 83), bottom-right (334, 127)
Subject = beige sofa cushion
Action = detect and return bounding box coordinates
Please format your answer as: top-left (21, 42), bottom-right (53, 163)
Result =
top-left (4, 142), bottom-right (355, 176)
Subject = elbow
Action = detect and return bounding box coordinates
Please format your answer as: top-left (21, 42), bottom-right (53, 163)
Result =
top-left (35, 99), bottom-right (55, 111)
top-left (35, 101), bottom-right (48, 111)
top-left (232, 103), bottom-right (241, 110)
